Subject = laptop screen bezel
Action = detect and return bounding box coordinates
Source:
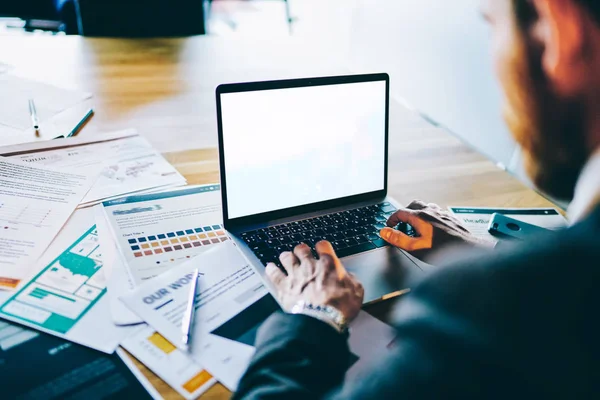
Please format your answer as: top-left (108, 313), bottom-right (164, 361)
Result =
top-left (216, 73), bottom-right (390, 230)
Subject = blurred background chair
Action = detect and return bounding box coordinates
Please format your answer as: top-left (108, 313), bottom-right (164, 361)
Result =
top-left (0, 0), bottom-right (206, 36)
top-left (0, 0), bottom-right (63, 32)
top-left (73, 0), bottom-right (206, 37)
top-left (1, 0), bottom-right (298, 36)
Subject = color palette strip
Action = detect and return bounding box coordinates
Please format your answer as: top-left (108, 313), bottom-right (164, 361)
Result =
top-left (126, 224), bottom-right (228, 258)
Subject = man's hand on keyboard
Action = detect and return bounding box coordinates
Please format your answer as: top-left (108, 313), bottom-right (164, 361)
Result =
top-left (265, 241), bottom-right (364, 322)
top-left (379, 200), bottom-right (494, 261)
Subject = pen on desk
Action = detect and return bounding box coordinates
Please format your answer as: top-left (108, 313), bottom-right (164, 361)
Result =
top-left (181, 268), bottom-right (200, 350)
top-left (67, 108), bottom-right (94, 137)
top-left (28, 99), bottom-right (40, 133)
top-left (53, 108), bottom-right (94, 140)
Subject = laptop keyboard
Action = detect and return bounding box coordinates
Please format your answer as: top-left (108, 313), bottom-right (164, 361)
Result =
top-left (241, 202), bottom-right (417, 268)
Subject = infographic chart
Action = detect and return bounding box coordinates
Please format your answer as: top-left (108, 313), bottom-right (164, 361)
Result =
top-left (0, 226), bottom-right (106, 334)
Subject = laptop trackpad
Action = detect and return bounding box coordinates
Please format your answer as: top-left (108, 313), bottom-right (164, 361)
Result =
top-left (342, 246), bottom-right (427, 304)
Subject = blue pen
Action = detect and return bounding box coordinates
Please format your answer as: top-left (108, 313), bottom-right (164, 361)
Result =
top-left (53, 108), bottom-right (94, 139)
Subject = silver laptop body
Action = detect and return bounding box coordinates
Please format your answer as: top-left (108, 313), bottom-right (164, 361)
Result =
top-left (216, 74), bottom-right (428, 304)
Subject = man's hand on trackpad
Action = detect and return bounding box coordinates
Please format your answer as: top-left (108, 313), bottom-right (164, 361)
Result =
top-left (379, 200), bottom-right (494, 262)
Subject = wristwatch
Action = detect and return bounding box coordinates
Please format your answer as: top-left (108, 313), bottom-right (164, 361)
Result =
top-left (289, 300), bottom-right (349, 334)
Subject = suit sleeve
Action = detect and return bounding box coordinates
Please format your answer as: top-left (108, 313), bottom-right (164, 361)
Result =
top-left (233, 313), bottom-right (351, 400)
top-left (233, 259), bottom-right (498, 400)
top-left (233, 275), bottom-right (490, 400)
top-left (234, 226), bottom-right (599, 399)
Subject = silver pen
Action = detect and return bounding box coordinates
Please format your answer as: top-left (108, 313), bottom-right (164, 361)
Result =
top-left (28, 99), bottom-right (40, 133)
top-left (181, 268), bottom-right (200, 350)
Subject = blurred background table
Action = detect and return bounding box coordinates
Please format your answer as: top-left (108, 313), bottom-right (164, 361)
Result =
top-left (0, 35), bottom-right (557, 399)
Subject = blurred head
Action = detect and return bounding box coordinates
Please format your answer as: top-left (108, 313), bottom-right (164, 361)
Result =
top-left (482, 0), bottom-right (600, 200)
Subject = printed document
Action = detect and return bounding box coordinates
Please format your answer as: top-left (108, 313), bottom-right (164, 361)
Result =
top-left (0, 157), bottom-right (96, 289)
top-left (121, 242), bottom-right (399, 390)
top-left (120, 242), bottom-right (267, 389)
top-left (102, 185), bottom-right (225, 286)
top-left (449, 206), bottom-right (567, 243)
top-left (1, 130), bottom-right (186, 207)
top-left (121, 325), bottom-right (217, 399)
top-left (0, 208), bottom-right (134, 353)
top-left (120, 242), bottom-right (267, 348)
top-left (94, 204), bottom-right (142, 325)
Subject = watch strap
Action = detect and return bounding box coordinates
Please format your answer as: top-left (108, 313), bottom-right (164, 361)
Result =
top-left (289, 300), bottom-right (349, 334)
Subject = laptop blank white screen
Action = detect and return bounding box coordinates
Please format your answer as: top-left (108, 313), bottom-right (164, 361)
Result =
top-left (221, 80), bottom-right (387, 220)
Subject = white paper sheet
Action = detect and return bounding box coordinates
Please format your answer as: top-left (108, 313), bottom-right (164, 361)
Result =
top-left (1, 129), bottom-right (186, 207)
top-left (0, 75), bottom-right (91, 131)
top-left (0, 208), bottom-right (135, 353)
top-left (0, 63), bottom-right (10, 75)
top-left (194, 334), bottom-right (256, 391)
top-left (120, 242), bottom-right (267, 389)
top-left (120, 325), bottom-right (217, 398)
top-left (93, 205), bottom-right (143, 325)
top-left (120, 242), bottom-right (267, 348)
top-left (101, 184), bottom-right (225, 286)
top-left (0, 157), bottom-right (96, 289)
top-left (448, 206), bottom-right (567, 244)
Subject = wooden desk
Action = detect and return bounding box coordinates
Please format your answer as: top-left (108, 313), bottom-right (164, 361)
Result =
top-left (0, 36), bottom-right (557, 399)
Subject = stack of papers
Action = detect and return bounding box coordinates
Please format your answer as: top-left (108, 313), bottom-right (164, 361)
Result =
top-left (0, 207), bottom-right (135, 353)
top-left (119, 241), bottom-right (398, 391)
top-left (1, 129), bottom-right (187, 207)
top-left (0, 157), bottom-right (96, 289)
top-left (0, 128), bottom-right (205, 397)
top-left (0, 129), bottom-right (186, 289)
top-left (0, 126), bottom-right (400, 397)
top-left (97, 184), bottom-right (224, 325)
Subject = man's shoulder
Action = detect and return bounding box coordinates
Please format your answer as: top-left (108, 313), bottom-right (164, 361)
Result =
top-left (389, 209), bottom-right (600, 397)
top-left (384, 209), bottom-right (600, 399)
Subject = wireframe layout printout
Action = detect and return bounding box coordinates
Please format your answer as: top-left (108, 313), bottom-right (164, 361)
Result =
top-left (0, 208), bottom-right (134, 353)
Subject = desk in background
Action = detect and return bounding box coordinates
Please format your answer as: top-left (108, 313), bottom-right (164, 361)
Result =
top-left (0, 35), bottom-right (557, 399)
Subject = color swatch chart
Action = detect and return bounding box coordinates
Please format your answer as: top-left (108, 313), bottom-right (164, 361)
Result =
top-left (127, 224), bottom-right (228, 259)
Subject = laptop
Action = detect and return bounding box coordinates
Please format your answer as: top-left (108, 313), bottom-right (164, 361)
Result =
top-left (216, 73), bottom-right (427, 304)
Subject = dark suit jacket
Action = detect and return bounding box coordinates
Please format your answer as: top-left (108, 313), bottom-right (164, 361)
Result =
top-left (234, 206), bottom-right (600, 399)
